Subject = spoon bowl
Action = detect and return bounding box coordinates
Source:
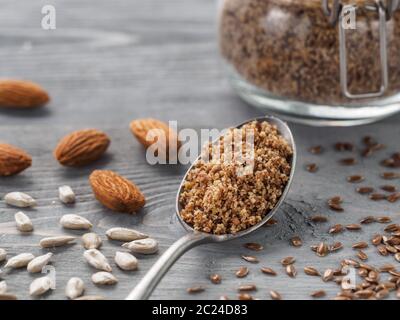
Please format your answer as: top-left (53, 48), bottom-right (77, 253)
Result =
top-left (126, 116), bottom-right (296, 300)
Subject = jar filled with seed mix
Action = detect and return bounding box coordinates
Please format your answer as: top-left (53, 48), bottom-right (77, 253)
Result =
top-left (219, 0), bottom-right (400, 125)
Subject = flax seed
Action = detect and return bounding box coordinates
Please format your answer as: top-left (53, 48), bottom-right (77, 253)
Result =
top-left (316, 242), bottom-right (329, 257)
top-left (261, 267), bottom-right (277, 276)
top-left (356, 187), bottom-right (374, 194)
top-left (290, 236), bottom-right (302, 247)
top-left (241, 255), bottom-right (259, 263)
top-left (387, 193), bottom-right (400, 203)
top-left (280, 256), bottom-right (295, 266)
top-left (357, 250), bottom-right (368, 261)
top-left (210, 274), bottom-right (221, 284)
top-left (380, 264), bottom-right (395, 272)
top-left (238, 293), bottom-right (253, 300)
top-left (330, 242), bottom-right (343, 252)
top-left (369, 193), bottom-right (386, 201)
top-left (372, 234), bottom-right (383, 246)
top-left (310, 215), bottom-right (328, 223)
top-left (360, 216), bottom-right (376, 224)
top-left (235, 267), bottom-right (249, 278)
top-left (352, 242), bottom-right (368, 249)
top-left (270, 290), bottom-right (282, 300)
top-left (187, 286), bottom-right (205, 294)
top-left (381, 172), bottom-right (399, 180)
top-left (238, 284), bottom-right (256, 292)
top-left (329, 224), bottom-right (344, 234)
top-left (381, 185), bottom-right (397, 192)
top-left (309, 146), bottom-right (323, 155)
top-left (310, 290), bottom-right (326, 298)
top-left (347, 175), bottom-right (364, 183)
top-left (339, 158), bottom-right (357, 166)
top-left (286, 264), bottom-right (297, 278)
top-left (304, 266), bottom-right (320, 276)
top-left (346, 224), bottom-right (362, 231)
top-left (377, 216), bottom-right (392, 223)
top-left (378, 245), bottom-right (389, 256)
top-left (305, 163), bottom-right (318, 173)
top-left (335, 142), bottom-right (354, 152)
top-left (244, 242), bottom-right (263, 251)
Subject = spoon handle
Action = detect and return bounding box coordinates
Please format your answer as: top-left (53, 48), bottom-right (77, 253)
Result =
top-left (125, 232), bottom-right (211, 300)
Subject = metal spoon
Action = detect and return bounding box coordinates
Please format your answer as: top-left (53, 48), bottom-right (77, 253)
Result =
top-left (126, 116), bottom-right (296, 300)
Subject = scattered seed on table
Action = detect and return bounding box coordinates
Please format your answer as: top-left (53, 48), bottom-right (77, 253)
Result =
top-left (330, 242), bottom-right (343, 252)
top-left (328, 197), bottom-right (344, 211)
top-left (238, 284), bottom-right (256, 292)
top-left (280, 256), bottom-right (295, 266)
top-left (270, 290), bottom-right (282, 300)
top-left (114, 251), bottom-right (138, 271)
top-left (346, 224), bottom-right (362, 231)
top-left (376, 289), bottom-right (389, 299)
top-left (83, 249), bottom-right (112, 272)
top-left (210, 274), bottom-right (221, 284)
top-left (316, 242), bottom-right (328, 257)
top-left (309, 146), bottom-right (323, 154)
top-left (352, 242), bottom-right (368, 249)
top-left (329, 224), bottom-right (344, 234)
top-left (238, 293), bottom-right (253, 300)
top-left (360, 216), bottom-right (376, 224)
top-left (241, 255), bottom-right (259, 263)
top-left (335, 142), bottom-right (354, 151)
top-left (381, 185), bottom-right (397, 192)
top-left (4, 192), bottom-right (36, 208)
top-left (27, 253), bottom-right (53, 273)
top-left (122, 238), bottom-right (159, 255)
top-left (339, 158), bottom-right (357, 166)
top-left (5, 253), bottom-right (35, 269)
top-left (29, 276), bottom-right (53, 297)
top-left (359, 268), bottom-right (369, 277)
top-left (187, 286), bottom-right (205, 294)
top-left (265, 218), bottom-right (278, 226)
top-left (244, 242), bottom-right (263, 251)
top-left (65, 277), bottom-right (85, 299)
top-left (310, 215), bottom-right (328, 223)
top-left (91, 272), bottom-right (118, 285)
top-left (322, 269), bottom-right (334, 282)
top-left (372, 234), bottom-right (383, 246)
top-left (58, 185), bottom-right (76, 204)
top-left (380, 264), bottom-right (395, 272)
top-left (286, 264), bottom-right (297, 278)
top-left (369, 193), bottom-right (387, 201)
top-left (82, 233), bottom-right (102, 250)
top-left (310, 290), bottom-right (326, 298)
top-left (387, 193), bottom-right (400, 203)
top-left (14, 211), bottom-right (33, 232)
top-left (304, 266), bottom-right (320, 276)
top-left (305, 163), bottom-right (318, 173)
top-left (39, 236), bottom-right (76, 248)
top-left (260, 267), bottom-right (277, 277)
top-left (290, 236), bottom-right (302, 247)
top-left (381, 172), bottom-right (399, 180)
top-left (385, 224), bottom-right (400, 232)
top-left (386, 244), bottom-right (397, 254)
top-left (395, 253), bottom-right (400, 262)
top-left (377, 216), bottom-right (392, 224)
top-left (378, 245), bottom-right (389, 256)
top-left (356, 187), bottom-right (374, 194)
top-left (347, 175), bottom-right (364, 183)
top-left (236, 267), bottom-right (249, 278)
top-left (357, 250), bottom-right (368, 261)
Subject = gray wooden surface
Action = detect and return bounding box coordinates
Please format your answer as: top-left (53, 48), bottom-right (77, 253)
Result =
top-left (0, 0), bottom-right (399, 300)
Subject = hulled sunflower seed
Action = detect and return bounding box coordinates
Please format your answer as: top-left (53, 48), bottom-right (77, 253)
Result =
top-left (0, 281), bottom-right (7, 294)
top-left (60, 214), bottom-right (92, 230)
top-left (304, 266), bottom-right (320, 276)
top-left (122, 238), bottom-right (158, 255)
top-left (74, 295), bottom-right (105, 300)
top-left (261, 267), bottom-right (277, 276)
top-left (187, 286), bottom-right (205, 294)
top-left (4, 192), bottom-right (36, 208)
top-left (91, 272), bottom-right (117, 285)
top-left (322, 269), bottom-right (334, 282)
top-left (114, 251), bottom-right (138, 271)
top-left (236, 267), bottom-right (249, 278)
top-left (270, 290), bottom-right (282, 300)
top-left (27, 253), bottom-right (53, 273)
top-left (286, 264), bottom-right (297, 278)
top-left (244, 242), bottom-right (263, 251)
top-left (352, 242), bottom-right (368, 249)
top-left (0, 293), bottom-right (17, 300)
top-left (83, 249), bottom-right (112, 272)
top-left (290, 236), bottom-right (302, 247)
top-left (106, 227), bottom-right (148, 242)
top-left (5, 253), bottom-right (35, 269)
top-left (14, 211), bottom-right (33, 232)
top-left (210, 274), bottom-right (221, 284)
top-left (310, 290), bottom-right (326, 298)
top-left (58, 185), bottom-right (76, 204)
top-left (39, 236), bottom-right (76, 248)
top-left (65, 277), bottom-right (84, 299)
top-left (82, 233), bottom-right (102, 250)
top-left (29, 276), bottom-right (53, 297)
top-left (0, 248), bottom-right (7, 262)
top-left (281, 256), bottom-right (295, 266)
top-left (241, 255), bottom-right (258, 263)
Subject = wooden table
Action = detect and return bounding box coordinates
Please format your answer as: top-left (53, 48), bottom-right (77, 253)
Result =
top-left (1, 0), bottom-right (399, 300)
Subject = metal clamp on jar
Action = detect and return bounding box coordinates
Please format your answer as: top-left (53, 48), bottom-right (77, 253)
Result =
top-left (219, 0), bottom-right (400, 126)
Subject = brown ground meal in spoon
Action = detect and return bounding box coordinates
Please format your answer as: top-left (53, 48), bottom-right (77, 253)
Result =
top-left (179, 121), bottom-right (292, 235)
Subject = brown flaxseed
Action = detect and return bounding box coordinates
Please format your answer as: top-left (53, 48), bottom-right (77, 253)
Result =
top-left (235, 267), bottom-right (249, 278)
top-left (381, 185), bottom-right (397, 193)
top-left (360, 216), bottom-right (376, 224)
top-left (286, 264), bottom-right (297, 278)
top-left (244, 242), bottom-right (264, 251)
top-left (372, 234), bottom-right (383, 246)
top-left (369, 193), bottom-right (387, 201)
top-left (290, 236), bottom-right (302, 247)
top-left (308, 146), bottom-right (323, 155)
top-left (330, 242), bottom-right (344, 252)
top-left (339, 158), bottom-right (357, 166)
top-left (352, 242), bottom-right (368, 249)
top-left (310, 290), bottom-right (326, 298)
top-left (346, 224), bottom-right (362, 231)
top-left (280, 256), bottom-right (295, 266)
top-left (377, 245), bottom-right (389, 256)
top-left (237, 293), bottom-right (253, 300)
top-left (376, 216), bottom-right (392, 223)
top-left (304, 266), bottom-right (320, 276)
top-left (310, 215), bottom-right (328, 223)
top-left (357, 250), bottom-right (368, 261)
top-left (187, 286), bottom-right (205, 294)
top-left (387, 193), bottom-right (400, 203)
top-left (270, 290), bottom-right (282, 300)
top-left (316, 242), bottom-right (328, 257)
top-left (261, 267), bottom-right (277, 276)
top-left (210, 274), bottom-right (221, 284)
top-left (322, 269), bottom-right (334, 282)
top-left (241, 255), bottom-right (259, 264)
top-left (356, 187), bottom-right (374, 194)
top-left (305, 163), bottom-right (318, 173)
top-left (381, 172), bottom-right (399, 180)
top-left (347, 175), bottom-right (364, 183)
top-left (238, 284), bottom-right (257, 292)
top-left (335, 142), bottom-right (354, 152)
top-left (329, 224), bottom-right (344, 234)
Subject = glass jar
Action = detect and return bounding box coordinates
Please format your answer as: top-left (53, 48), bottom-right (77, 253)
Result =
top-left (218, 0), bottom-right (400, 125)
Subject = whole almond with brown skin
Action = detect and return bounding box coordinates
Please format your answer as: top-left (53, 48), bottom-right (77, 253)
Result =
top-left (0, 79), bottom-right (49, 108)
top-left (130, 118), bottom-right (180, 160)
top-left (0, 143), bottom-right (32, 176)
top-left (89, 170), bottom-right (145, 213)
top-left (54, 129), bottom-right (110, 166)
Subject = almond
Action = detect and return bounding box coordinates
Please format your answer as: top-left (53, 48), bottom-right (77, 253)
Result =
top-left (0, 143), bottom-right (32, 176)
top-left (54, 129), bottom-right (110, 167)
top-left (129, 118), bottom-right (180, 160)
top-left (89, 170), bottom-right (145, 213)
top-left (0, 79), bottom-right (49, 108)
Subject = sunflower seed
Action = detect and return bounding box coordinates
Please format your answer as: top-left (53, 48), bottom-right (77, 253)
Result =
top-left (372, 234), bottom-right (383, 246)
top-left (122, 238), bottom-right (158, 255)
top-left (0, 281), bottom-right (7, 294)
top-left (244, 242), bottom-right (263, 251)
top-left (317, 242), bottom-right (328, 257)
top-left (0, 248), bottom-right (7, 262)
top-left (357, 250), bottom-right (368, 261)
top-left (58, 185), bottom-right (76, 204)
top-left (261, 267), bottom-right (277, 276)
top-left (346, 224), bottom-right (362, 231)
top-left (304, 266), bottom-right (320, 276)
top-left (236, 267), bottom-right (249, 278)
top-left (380, 264), bottom-right (395, 272)
top-left (29, 276), bottom-right (53, 297)
top-left (82, 233), bottom-right (102, 250)
top-left (65, 277), bottom-right (85, 299)
top-left (290, 236), bottom-right (302, 247)
top-left (241, 255), bottom-right (259, 263)
top-left (356, 187), bottom-right (374, 194)
top-left (352, 242), bottom-right (368, 249)
top-left (329, 224), bottom-right (344, 234)
top-left (39, 236), bottom-right (76, 248)
top-left (355, 289), bottom-right (374, 299)
top-left (286, 264), bottom-right (297, 278)
top-left (322, 269), bottom-right (334, 282)
top-left (114, 251), bottom-right (138, 271)
top-left (395, 253), bottom-right (400, 262)
top-left (27, 253), bottom-right (53, 273)
top-left (60, 214), bottom-right (92, 230)
top-left (0, 293), bottom-right (17, 300)
top-left (14, 211), bottom-right (33, 232)
top-left (187, 286), bottom-right (205, 294)
top-left (91, 272), bottom-right (118, 285)
top-left (106, 227), bottom-right (148, 242)
top-left (347, 175), bottom-right (364, 183)
top-left (281, 256), bottom-right (295, 266)
top-left (4, 192), bottom-right (36, 208)
top-left (310, 290), bottom-right (326, 298)
top-left (270, 290), bottom-right (282, 300)
top-left (4, 253), bottom-right (35, 269)
top-left (210, 274), bottom-right (221, 284)
top-left (83, 249), bottom-right (112, 272)
top-left (238, 284), bottom-right (256, 292)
